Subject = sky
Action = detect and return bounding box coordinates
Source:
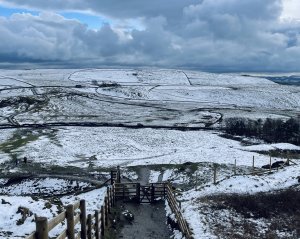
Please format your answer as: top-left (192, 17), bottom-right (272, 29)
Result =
top-left (0, 0), bottom-right (299, 71)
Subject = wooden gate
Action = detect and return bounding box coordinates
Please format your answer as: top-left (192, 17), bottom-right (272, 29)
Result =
top-left (114, 183), bottom-right (166, 203)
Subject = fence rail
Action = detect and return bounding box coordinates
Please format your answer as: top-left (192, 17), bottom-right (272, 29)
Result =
top-left (26, 186), bottom-right (114, 239)
top-left (165, 183), bottom-right (193, 239)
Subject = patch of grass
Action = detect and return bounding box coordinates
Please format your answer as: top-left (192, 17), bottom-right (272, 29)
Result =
top-left (204, 188), bottom-right (300, 238)
top-left (209, 189), bottom-right (300, 219)
top-left (256, 150), bottom-right (300, 159)
top-left (0, 128), bottom-right (64, 164)
top-left (0, 130), bottom-right (40, 161)
top-left (0, 131), bottom-right (39, 153)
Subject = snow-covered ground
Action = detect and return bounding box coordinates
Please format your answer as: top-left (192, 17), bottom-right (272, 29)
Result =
top-left (0, 127), bottom-right (294, 169)
top-left (0, 195), bottom-right (59, 238)
top-left (0, 68), bottom-right (299, 238)
top-left (0, 178), bottom-right (91, 196)
top-left (0, 187), bottom-right (107, 238)
top-left (180, 164), bottom-right (300, 239)
top-left (0, 68), bottom-right (299, 126)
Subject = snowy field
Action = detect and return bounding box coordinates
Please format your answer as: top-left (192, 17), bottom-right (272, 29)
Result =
top-left (180, 164), bottom-right (300, 239)
top-left (0, 127), bottom-right (292, 168)
top-left (0, 68), bottom-right (299, 238)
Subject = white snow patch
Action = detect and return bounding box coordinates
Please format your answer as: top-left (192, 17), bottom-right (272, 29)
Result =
top-left (149, 170), bottom-right (161, 183)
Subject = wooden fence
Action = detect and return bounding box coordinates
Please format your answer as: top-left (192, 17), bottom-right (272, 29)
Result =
top-left (165, 183), bottom-right (193, 239)
top-left (25, 167), bottom-right (194, 239)
top-left (26, 186), bottom-right (114, 239)
top-left (114, 182), bottom-right (166, 203)
top-left (110, 166), bottom-right (121, 185)
top-left (114, 182), bottom-right (193, 238)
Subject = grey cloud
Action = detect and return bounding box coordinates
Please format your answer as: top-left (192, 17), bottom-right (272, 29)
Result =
top-left (0, 0), bottom-right (199, 21)
top-left (0, 0), bottom-right (300, 71)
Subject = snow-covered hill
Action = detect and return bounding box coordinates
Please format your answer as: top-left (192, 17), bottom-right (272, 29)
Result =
top-left (0, 68), bottom-right (299, 239)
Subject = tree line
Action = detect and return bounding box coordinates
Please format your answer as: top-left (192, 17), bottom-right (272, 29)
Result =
top-left (224, 117), bottom-right (300, 146)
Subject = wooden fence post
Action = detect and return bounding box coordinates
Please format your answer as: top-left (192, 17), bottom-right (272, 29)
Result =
top-left (151, 184), bottom-right (155, 203)
top-left (109, 187), bottom-right (114, 207)
top-left (100, 206), bottom-right (105, 237)
top-left (110, 171), bottom-right (114, 185)
top-left (122, 184), bottom-right (125, 201)
top-left (213, 164), bottom-right (217, 184)
top-left (117, 166), bottom-right (121, 183)
top-left (252, 156), bottom-right (255, 173)
top-left (136, 183), bottom-right (140, 203)
top-left (269, 156), bottom-right (272, 172)
top-left (66, 204), bottom-right (75, 239)
top-left (234, 159), bottom-right (237, 175)
top-left (105, 196), bottom-right (108, 227)
top-left (80, 200), bottom-right (87, 239)
top-left (87, 214), bottom-right (92, 239)
top-left (95, 210), bottom-right (100, 239)
top-left (36, 217), bottom-right (48, 239)
top-left (106, 187), bottom-right (111, 213)
top-left (112, 184), bottom-right (116, 206)
top-left (195, 173), bottom-right (198, 190)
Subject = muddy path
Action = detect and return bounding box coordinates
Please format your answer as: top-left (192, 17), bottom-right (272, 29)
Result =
top-left (117, 202), bottom-right (172, 239)
top-left (116, 166), bottom-right (172, 238)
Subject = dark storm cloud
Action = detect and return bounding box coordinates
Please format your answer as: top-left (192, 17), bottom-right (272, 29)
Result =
top-left (0, 0), bottom-right (300, 71)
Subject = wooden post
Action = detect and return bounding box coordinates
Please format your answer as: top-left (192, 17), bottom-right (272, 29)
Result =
top-left (80, 200), bottom-right (87, 239)
top-left (110, 171), bottom-right (114, 185)
top-left (195, 173), bottom-right (198, 191)
top-left (93, 210), bottom-right (99, 239)
top-left (252, 156), bottom-right (255, 171)
top-left (109, 187), bottom-right (113, 207)
top-left (105, 196), bottom-right (108, 226)
top-left (117, 166), bottom-right (121, 183)
top-left (213, 164), bottom-right (217, 184)
top-left (269, 156), bottom-right (272, 172)
top-left (136, 183), bottom-right (140, 203)
top-left (100, 206), bottom-right (105, 237)
top-left (110, 188), bottom-right (112, 208)
top-left (106, 187), bottom-right (111, 213)
top-left (234, 159), bottom-right (237, 175)
top-left (36, 217), bottom-right (48, 239)
top-left (112, 184), bottom-right (116, 206)
top-left (87, 214), bottom-right (92, 239)
top-left (151, 184), bottom-right (155, 203)
top-left (66, 204), bottom-right (75, 239)
top-left (122, 184), bottom-right (125, 201)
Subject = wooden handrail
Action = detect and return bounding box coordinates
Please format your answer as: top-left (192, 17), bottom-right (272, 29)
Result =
top-left (165, 183), bottom-right (193, 239)
top-left (56, 229), bottom-right (67, 239)
top-left (73, 201), bottom-right (80, 210)
top-left (26, 232), bottom-right (36, 239)
top-left (74, 214), bottom-right (80, 226)
top-left (48, 211), bottom-right (66, 231)
top-left (25, 168), bottom-right (194, 239)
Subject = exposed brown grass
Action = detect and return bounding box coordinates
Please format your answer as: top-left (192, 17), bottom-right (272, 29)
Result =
top-left (200, 188), bottom-right (300, 239)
